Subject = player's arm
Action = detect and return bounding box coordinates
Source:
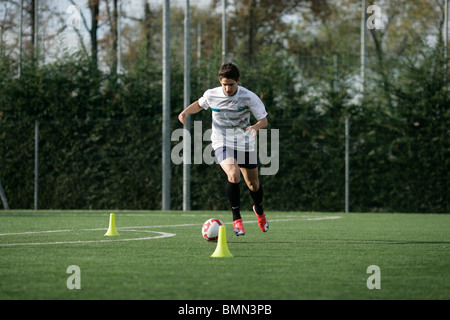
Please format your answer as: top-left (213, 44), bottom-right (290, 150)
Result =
top-left (246, 117), bottom-right (268, 136)
top-left (178, 100), bottom-right (203, 125)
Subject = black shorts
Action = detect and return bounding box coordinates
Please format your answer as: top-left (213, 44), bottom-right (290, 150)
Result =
top-left (214, 146), bottom-right (258, 169)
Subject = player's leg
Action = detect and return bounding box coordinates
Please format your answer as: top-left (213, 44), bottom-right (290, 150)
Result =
top-left (216, 148), bottom-right (245, 236)
top-left (220, 161), bottom-right (246, 236)
top-left (240, 167), bottom-right (259, 192)
top-left (220, 157), bottom-right (241, 184)
top-left (240, 167), bottom-right (269, 232)
top-left (240, 167), bottom-right (263, 212)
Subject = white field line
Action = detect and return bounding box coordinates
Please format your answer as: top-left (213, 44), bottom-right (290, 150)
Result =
top-left (0, 229), bottom-right (71, 236)
top-left (301, 216), bottom-right (342, 221)
top-left (0, 216), bottom-right (341, 247)
top-left (84, 218), bottom-right (305, 231)
top-left (0, 230), bottom-right (176, 247)
top-left (97, 216), bottom-right (341, 230)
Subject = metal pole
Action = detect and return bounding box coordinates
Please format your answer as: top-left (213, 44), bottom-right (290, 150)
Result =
top-left (344, 0), bottom-right (366, 213)
top-left (34, 0), bottom-right (39, 60)
top-left (183, 0), bottom-right (191, 211)
top-left (360, 0), bottom-right (366, 93)
top-left (445, 0), bottom-right (448, 61)
top-left (445, 0), bottom-right (448, 89)
top-left (34, 120), bottom-right (39, 210)
top-left (222, 0), bottom-right (226, 63)
top-left (19, 0), bottom-right (23, 77)
top-left (162, 0), bottom-right (171, 210)
top-left (335, 52), bottom-right (350, 213)
top-left (345, 117), bottom-right (350, 213)
top-left (34, 0), bottom-right (39, 209)
top-left (117, 0), bottom-right (122, 75)
top-left (197, 22), bottom-right (202, 86)
top-left (0, 180), bottom-right (10, 210)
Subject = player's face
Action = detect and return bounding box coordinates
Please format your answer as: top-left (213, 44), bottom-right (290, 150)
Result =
top-left (220, 78), bottom-right (239, 96)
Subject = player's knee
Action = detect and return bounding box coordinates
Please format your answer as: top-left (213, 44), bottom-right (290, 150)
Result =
top-left (227, 171), bottom-right (241, 184)
top-left (247, 180), bottom-right (259, 192)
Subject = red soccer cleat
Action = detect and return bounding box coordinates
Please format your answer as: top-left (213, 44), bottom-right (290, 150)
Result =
top-left (253, 206), bottom-right (269, 232)
top-left (232, 218), bottom-right (246, 236)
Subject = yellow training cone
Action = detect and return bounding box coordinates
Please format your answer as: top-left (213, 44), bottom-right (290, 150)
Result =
top-left (104, 213), bottom-right (119, 236)
top-left (211, 226), bottom-right (233, 258)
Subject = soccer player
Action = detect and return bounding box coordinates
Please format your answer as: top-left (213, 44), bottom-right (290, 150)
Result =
top-left (178, 62), bottom-right (269, 236)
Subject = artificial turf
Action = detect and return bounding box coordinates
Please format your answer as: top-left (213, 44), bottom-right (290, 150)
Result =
top-left (0, 210), bottom-right (448, 300)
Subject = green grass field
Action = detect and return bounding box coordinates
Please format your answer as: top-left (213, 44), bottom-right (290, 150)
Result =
top-left (0, 210), bottom-right (448, 300)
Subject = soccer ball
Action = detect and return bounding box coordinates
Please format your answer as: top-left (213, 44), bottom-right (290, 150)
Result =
top-left (202, 218), bottom-right (223, 241)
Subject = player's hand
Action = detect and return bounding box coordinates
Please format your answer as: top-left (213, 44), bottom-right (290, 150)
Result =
top-left (178, 111), bottom-right (187, 125)
top-left (246, 126), bottom-right (257, 138)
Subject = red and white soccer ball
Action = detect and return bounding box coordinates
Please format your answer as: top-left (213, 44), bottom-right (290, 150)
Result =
top-left (202, 218), bottom-right (223, 241)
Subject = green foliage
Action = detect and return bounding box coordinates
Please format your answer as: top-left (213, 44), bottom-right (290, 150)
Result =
top-left (348, 45), bottom-right (449, 212)
top-left (0, 24), bottom-right (448, 212)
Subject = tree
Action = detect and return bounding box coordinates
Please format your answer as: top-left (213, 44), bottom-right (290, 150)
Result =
top-left (223, 0), bottom-right (331, 65)
top-left (68, 0), bottom-right (99, 68)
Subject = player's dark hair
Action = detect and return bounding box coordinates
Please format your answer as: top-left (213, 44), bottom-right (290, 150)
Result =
top-left (219, 62), bottom-right (240, 82)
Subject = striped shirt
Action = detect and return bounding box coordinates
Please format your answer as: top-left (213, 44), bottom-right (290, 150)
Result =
top-left (198, 86), bottom-right (268, 151)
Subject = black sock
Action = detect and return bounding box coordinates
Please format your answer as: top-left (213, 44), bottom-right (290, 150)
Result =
top-left (250, 184), bottom-right (264, 215)
top-left (226, 181), bottom-right (241, 221)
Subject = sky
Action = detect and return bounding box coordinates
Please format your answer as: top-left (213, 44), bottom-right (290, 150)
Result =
top-left (31, 0), bottom-right (216, 63)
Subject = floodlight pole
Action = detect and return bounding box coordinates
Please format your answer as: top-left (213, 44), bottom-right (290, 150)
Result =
top-left (162, 0), bottom-right (171, 210)
top-left (183, 0), bottom-right (191, 211)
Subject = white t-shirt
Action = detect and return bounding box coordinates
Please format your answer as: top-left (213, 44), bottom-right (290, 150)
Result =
top-left (198, 86), bottom-right (268, 151)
